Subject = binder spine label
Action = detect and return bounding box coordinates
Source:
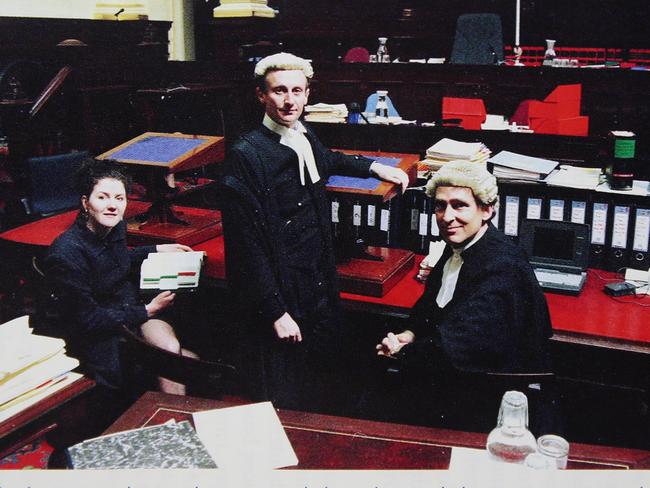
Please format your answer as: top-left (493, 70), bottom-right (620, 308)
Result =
top-left (367, 205), bottom-right (376, 226)
top-left (549, 199), bottom-right (565, 221)
top-left (611, 206), bottom-right (630, 249)
top-left (331, 201), bottom-right (339, 223)
top-left (418, 213), bottom-right (428, 236)
top-left (526, 198), bottom-right (542, 220)
top-left (353, 204), bottom-right (361, 227)
top-left (430, 215), bottom-right (440, 236)
top-left (504, 196), bottom-right (520, 236)
top-left (591, 203), bottom-right (608, 245)
top-left (380, 208), bottom-right (390, 232)
top-left (571, 201), bottom-right (586, 224)
top-left (632, 208), bottom-right (650, 252)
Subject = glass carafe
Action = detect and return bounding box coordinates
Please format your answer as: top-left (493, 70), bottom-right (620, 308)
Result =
top-left (376, 37), bottom-right (389, 63)
top-left (486, 391), bottom-right (537, 463)
top-left (543, 39), bottom-right (556, 65)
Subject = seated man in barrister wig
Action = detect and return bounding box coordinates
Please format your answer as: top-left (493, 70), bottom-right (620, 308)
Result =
top-left (374, 160), bottom-right (558, 434)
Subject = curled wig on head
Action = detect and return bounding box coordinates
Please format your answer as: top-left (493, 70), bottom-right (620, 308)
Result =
top-left (254, 52), bottom-right (314, 90)
top-left (425, 160), bottom-right (499, 207)
top-left (74, 158), bottom-right (131, 198)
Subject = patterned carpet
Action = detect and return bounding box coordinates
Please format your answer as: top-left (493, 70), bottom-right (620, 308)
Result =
top-left (0, 438), bottom-right (53, 469)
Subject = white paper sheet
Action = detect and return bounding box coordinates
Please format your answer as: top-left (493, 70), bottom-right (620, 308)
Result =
top-left (192, 401), bottom-right (298, 470)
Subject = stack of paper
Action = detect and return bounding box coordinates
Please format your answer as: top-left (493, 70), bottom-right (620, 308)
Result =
top-left (304, 103), bottom-right (348, 124)
top-left (488, 150), bottom-right (559, 181)
top-left (213, 0), bottom-right (276, 18)
top-left (420, 138), bottom-right (491, 171)
top-left (140, 251), bottom-right (205, 291)
top-left (0, 315), bottom-right (80, 419)
top-left (544, 165), bottom-right (603, 190)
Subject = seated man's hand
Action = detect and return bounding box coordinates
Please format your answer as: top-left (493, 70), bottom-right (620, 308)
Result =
top-left (376, 331), bottom-right (415, 357)
top-left (156, 243), bottom-right (193, 253)
top-left (274, 312), bottom-right (303, 343)
top-left (370, 162), bottom-right (410, 193)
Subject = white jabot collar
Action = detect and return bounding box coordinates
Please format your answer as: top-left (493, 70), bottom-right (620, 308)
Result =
top-left (263, 114), bottom-right (320, 185)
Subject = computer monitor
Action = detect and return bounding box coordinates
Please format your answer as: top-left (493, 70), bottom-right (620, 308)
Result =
top-left (520, 219), bottom-right (590, 273)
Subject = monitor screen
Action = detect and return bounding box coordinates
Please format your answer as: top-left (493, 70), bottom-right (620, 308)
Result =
top-left (520, 219), bottom-right (590, 271)
top-left (531, 227), bottom-right (575, 262)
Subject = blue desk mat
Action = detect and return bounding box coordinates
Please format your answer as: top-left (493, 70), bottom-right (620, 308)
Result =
top-left (110, 136), bottom-right (207, 164)
top-left (327, 156), bottom-right (402, 191)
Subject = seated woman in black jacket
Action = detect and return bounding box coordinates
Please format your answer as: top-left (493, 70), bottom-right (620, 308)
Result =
top-left (42, 159), bottom-right (195, 395)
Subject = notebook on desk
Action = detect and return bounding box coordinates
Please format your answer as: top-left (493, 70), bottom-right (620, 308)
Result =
top-left (520, 219), bottom-right (590, 295)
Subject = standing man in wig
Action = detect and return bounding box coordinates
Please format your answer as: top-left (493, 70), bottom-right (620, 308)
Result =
top-left (221, 52), bottom-right (409, 410)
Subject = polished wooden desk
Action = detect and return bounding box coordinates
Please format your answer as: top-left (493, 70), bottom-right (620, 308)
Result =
top-left (104, 391), bottom-right (650, 469)
top-left (0, 376), bottom-right (94, 459)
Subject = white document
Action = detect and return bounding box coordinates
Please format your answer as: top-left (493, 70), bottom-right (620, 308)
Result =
top-left (544, 165), bottom-right (602, 190)
top-left (192, 401), bottom-right (298, 470)
top-left (426, 138), bottom-right (486, 159)
top-left (488, 151), bottom-right (558, 175)
top-left (140, 251), bottom-right (205, 291)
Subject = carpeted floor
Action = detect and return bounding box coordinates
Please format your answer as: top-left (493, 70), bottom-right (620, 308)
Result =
top-left (0, 438), bottom-right (53, 469)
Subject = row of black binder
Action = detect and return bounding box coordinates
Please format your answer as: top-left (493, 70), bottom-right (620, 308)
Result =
top-left (327, 182), bottom-right (649, 273)
top-left (329, 193), bottom-right (403, 249)
top-left (493, 185), bottom-right (650, 272)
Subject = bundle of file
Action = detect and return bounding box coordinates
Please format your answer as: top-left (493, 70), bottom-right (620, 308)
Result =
top-left (304, 103), bottom-right (349, 124)
top-left (0, 315), bottom-right (80, 422)
top-left (487, 150), bottom-right (559, 182)
top-left (140, 251), bottom-right (205, 292)
top-left (419, 138), bottom-right (491, 176)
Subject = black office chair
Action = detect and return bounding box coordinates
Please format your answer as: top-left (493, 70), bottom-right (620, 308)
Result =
top-left (23, 150), bottom-right (88, 218)
top-left (450, 13), bottom-right (504, 65)
top-left (119, 325), bottom-right (238, 399)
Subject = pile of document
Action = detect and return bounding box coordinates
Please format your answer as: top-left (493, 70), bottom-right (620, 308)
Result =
top-left (0, 315), bottom-right (80, 422)
top-left (304, 103), bottom-right (348, 123)
top-left (140, 251), bottom-right (205, 291)
top-left (420, 138), bottom-right (491, 172)
top-left (488, 150), bottom-right (559, 181)
top-left (67, 401), bottom-right (298, 470)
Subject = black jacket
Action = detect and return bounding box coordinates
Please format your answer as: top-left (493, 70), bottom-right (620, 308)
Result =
top-left (42, 215), bottom-right (155, 388)
top-left (403, 225), bottom-right (553, 375)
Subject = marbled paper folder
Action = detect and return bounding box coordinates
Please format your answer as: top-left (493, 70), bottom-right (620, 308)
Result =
top-left (66, 420), bottom-right (217, 469)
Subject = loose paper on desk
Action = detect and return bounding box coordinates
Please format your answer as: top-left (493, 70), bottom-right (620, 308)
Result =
top-left (488, 151), bottom-right (559, 180)
top-left (192, 401), bottom-right (298, 470)
top-left (448, 446), bottom-right (529, 475)
top-left (544, 165), bottom-right (602, 190)
top-left (595, 179), bottom-right (650, 197)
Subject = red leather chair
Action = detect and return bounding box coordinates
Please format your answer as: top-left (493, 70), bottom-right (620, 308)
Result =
top-left (343, 47), bottom-right (370, 63)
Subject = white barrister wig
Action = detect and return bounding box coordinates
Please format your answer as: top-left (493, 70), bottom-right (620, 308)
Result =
top-left (425, 160), bottom-right (499, 206)
top-left (254, 52), bottom-right (314, 80)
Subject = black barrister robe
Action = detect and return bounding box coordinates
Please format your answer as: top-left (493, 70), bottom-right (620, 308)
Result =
top-left (383, 225), bottom-right (555, 432)
top-left (220, 124), bottom-right (373, 408)
top-left (403, 224), bottom-right (553, 375)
